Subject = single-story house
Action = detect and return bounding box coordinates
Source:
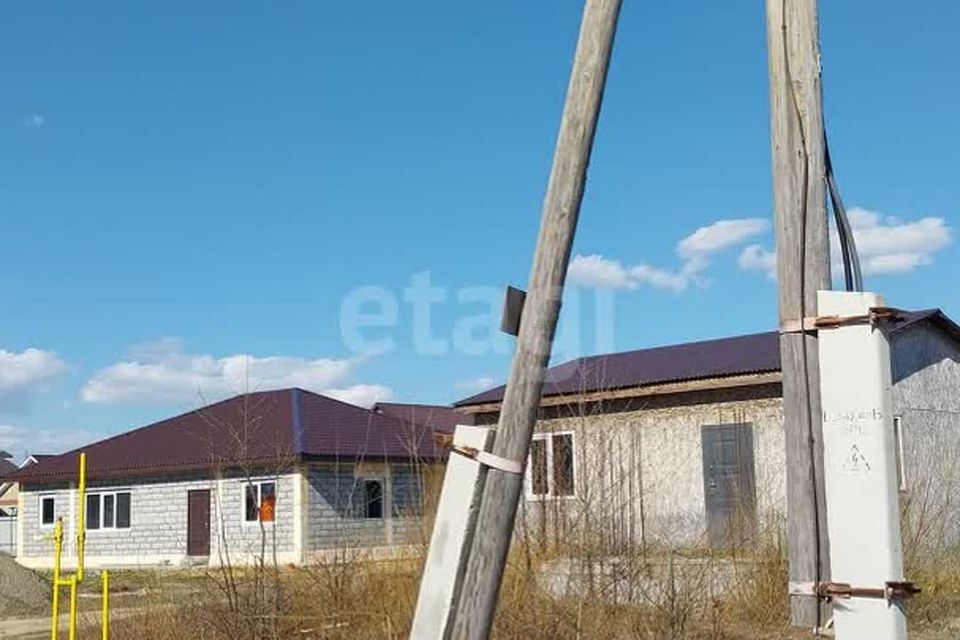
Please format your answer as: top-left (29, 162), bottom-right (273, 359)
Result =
top-left (0, 452), bottom-right (19, 517)
top-left (0, 452), bottom-right (21, 555)
top-left (12, 389), bottom-right (465, 570)
top-left (455, 308), bottom-right (960, 549)
top-left (1, 454), bottom-right (49, 555)
top-left (0, 455), bottom-right (50, 519)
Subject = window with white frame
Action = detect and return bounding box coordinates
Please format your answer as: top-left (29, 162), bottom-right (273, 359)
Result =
top-left (527, 432), bottom-right (576, 499)
top-left (894, 416), bottom-right (907, 491)
top-left (39, 495), bottom-right (56, 527)
top-left (244, 481), bottom-right (277, 523)
top-left (86, 491), bottom-right (131, 530)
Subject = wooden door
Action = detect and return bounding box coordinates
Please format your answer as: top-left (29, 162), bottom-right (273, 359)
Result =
top-left (701, 423), bottom-right (756, 547)
top-left (187, 489), bottom-right (211, 556)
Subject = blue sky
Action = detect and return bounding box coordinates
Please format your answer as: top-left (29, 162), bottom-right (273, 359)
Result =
top-left (0, 1), bottom-right (956, 457)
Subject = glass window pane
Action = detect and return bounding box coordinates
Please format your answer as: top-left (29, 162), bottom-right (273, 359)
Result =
top-left (364, 480), bottom-right (383, 519)
top-left (530, 439), bottom-right (548, 495)
top-left (245, 485), bottom-right (258, 522)
top-left (116, 493), bottom-right (131, 529)
top-left (86, 494), bottom-right (100, 530)
top-left (259, 482), bottom-right (276, 522)
top-left (41, 497), bottom-right (55, 525)
top-left (103, 494), bottom-right (115, 528)
top-left (552, 434), bottom-right (575, 496)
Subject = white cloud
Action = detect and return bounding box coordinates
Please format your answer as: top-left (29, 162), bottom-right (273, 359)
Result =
top-left (24, 114), bottom-right (44, 128)
top-left (0, 348), bottom-right (68, 396)
top-left (81, 339), bottom-right (392, 408)
top-left (628, 264), bottom-right (691, 292)
top-left (570, 218), bottom-right (768, 292)
top-left (738, 244), bottom-right (777, 279)
top-left (568, 255), bottom-right (636, 290)
top-left (455, 376), bottom-right (498, 392)
top-left (0, 424), bottom-right (96, 457)
top-left (325, 384), bottom-right (394, 408)
top-left (841, 207), bottom-right (952, 275)
top-left (677, 219), bottom-right (769, 259)
top-left (737, 207), bottom-right (952, 281)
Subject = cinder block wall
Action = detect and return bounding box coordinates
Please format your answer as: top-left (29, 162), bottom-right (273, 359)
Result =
top-left (19, 471), bottom-right (297, 568)
top-left (306, 462), bottom-right (425, 551)
top-left (510, 386), bottom-right (787, 549)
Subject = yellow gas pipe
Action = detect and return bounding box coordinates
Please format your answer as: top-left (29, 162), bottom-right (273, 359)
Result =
top-left (76, 453), bottom-right (86, 584)
top-left (101, 570), bottom-right (109, 640)
top-left (49, 452), bottom-right (88, 640)
top-left (67, 576), bottom-right (78, 640)
top-left (50, 519), bottom-right (63, 640)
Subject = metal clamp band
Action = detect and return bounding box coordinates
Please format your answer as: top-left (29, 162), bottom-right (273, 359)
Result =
top-left (451, 446), bottom-right (524, 475)
top-left (780, 306), bottom-right (906, 335)
top-left (789, 580), bottom-right (921, 603)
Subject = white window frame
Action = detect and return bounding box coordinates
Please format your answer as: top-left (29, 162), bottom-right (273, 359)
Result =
top-left (525, 431), bottom-right (577, 501)
top-left (86, 490), bottom-right (132, 531)
top-left (242, 479), bottom-right (278, 526)
top-left (894, 415), bottom-right (907, 491)
top-left (39, 495), bottom-right (56, 528)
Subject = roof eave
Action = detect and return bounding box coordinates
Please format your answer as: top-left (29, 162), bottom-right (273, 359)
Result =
top-left (457, 370), bottom-right (783, 414)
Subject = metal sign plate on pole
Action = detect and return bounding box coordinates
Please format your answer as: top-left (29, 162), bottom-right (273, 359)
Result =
top-left (411, 426), bottom-right (495, 640)
top-left (817, 290), bottom-right (907, 639)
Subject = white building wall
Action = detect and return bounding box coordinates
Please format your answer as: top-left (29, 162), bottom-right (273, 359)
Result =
top-left (890, 323), bottom-right (960, 549)
top-left (18, 470), bottom-right (298, 569)
top-left (521, 387), bottom-right (786, 548)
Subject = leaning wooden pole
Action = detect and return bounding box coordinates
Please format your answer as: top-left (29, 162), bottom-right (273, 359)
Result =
top-left (765, 0), bottom-right (832, 629)
top-left (449, 1), bottom-right (622, 638)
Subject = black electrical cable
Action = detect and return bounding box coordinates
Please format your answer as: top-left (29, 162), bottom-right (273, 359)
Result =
top-left (825, 138), bottom-right (863, 292)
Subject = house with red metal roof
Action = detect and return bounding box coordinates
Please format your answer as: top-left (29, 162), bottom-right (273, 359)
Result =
top-left (11, 389), bottom-right (468, 569)
top-left (456, 309), bottom-right (960, 548)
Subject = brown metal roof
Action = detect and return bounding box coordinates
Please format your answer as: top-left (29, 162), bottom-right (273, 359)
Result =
top-left (373, 402), bottom-right (474, 434)
top-left (14, 389), bottom-right (442, 482)
top-left (455, 308), bottom-right (955, 408)
top-left (0, 457), bottom-right (17, 480)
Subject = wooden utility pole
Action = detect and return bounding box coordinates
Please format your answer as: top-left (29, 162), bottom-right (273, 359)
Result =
top-left (449, 1), bottom-right (622, 638)
top-left (766, 0), bottom-right (832, 629)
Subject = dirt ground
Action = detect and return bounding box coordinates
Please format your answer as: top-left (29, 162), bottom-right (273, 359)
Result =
top-left (0, 555), bottom-right (49, 620)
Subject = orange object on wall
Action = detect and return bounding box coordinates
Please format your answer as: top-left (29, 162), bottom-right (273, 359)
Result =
top-left (259, 495), bottom-right (275, 522)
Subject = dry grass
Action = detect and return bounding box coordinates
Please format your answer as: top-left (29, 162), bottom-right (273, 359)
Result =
top-left (75, 537), bottom-right (960, 640)
top-left (87, 538), bottom-right (806, 640)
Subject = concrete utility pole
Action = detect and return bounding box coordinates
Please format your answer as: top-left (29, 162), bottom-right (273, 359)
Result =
top-left (449, 1), bottom-right (622, 638)
top-left (765, 0), bottom-right (832, 629)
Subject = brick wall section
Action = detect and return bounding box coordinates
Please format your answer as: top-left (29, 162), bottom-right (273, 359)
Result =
top-left (306, 462), bottom-right (424, 550)
top-left (19, 471), bottom-right (296, 566)
top-left (215, 470), bottom-right (296, 561)
top-left (19, 481), bottom-right (69, 558)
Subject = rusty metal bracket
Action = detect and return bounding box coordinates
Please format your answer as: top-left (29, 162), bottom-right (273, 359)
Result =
top-left (779, 306), bottom-right (906, 335)
top-left (789, 580), bottom-right (921, 604)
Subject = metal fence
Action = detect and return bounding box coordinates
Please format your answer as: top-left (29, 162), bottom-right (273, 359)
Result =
top-left (0, 516), bottom-right (16, 555)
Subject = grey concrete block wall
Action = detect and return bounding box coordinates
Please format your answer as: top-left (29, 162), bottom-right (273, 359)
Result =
top-left (515, 386), bottom-right (787, 548)
top-left (214, 470), bottom-right (296, 561)
top-left (391, 464), bottom-right (427, 544)
top-left (19, 471), bottom-right (297, 566)
top-left (306, 462), bottom-right (424, 551)
top-left (891, 323), bottom-right (960, 548)
top-left (19, 481), bottom-right (70, 558)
